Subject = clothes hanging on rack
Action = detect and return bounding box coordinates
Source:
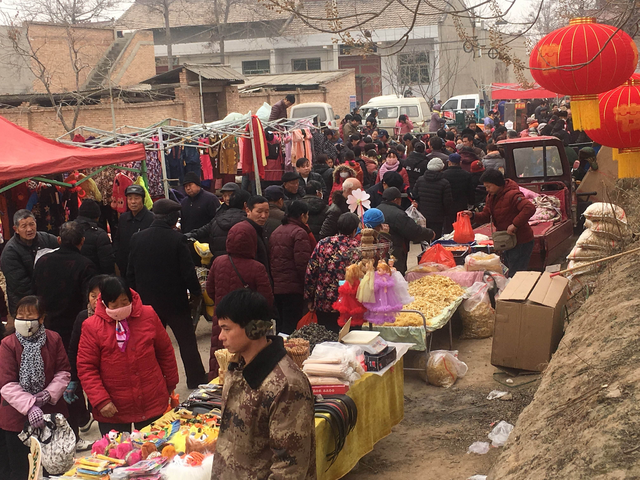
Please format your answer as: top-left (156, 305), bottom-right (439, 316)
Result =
top-left (219, 136), bottom-right (238, 175)
top-left (200, 137), bottom-right (213, 181)
top-left (89, 167), bottom-right (117, 206)
top-left (166, 146), bottom-right (184, 186)
top-left (112, 172), bottom-right (133, 213)
top-left (146, 137), bottom-right (164, 197)
top-left (183, 141), bottom-right (202, 179)
top-left (240, 115), bottom-right (268, 178)
top-left (32, 185), bottom-right (65, 235)
top-left (264, 131), bottom-right (284, 182)
top-left (290, 128), bottom-right (313, 165)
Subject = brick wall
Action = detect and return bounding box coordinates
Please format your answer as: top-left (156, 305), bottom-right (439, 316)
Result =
top-left (28, 23), bottom-right (114, 93)
top-left (0, 100), bottom-right (185, 138)
top-left (111, 30), bottom-right (156, 87)
top-left (236, 70), bottom-right (356, 120)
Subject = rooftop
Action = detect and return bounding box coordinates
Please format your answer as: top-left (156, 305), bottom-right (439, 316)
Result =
top-left (240, 70), bottom-right (351, 91)
top-left (142, 64), bottom-right (246, 85)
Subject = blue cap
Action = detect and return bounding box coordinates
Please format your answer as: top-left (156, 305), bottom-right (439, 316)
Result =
top-left (448, 153), bottom-right (461, 164)
top-left (363, 208), bottom-right (385, 228)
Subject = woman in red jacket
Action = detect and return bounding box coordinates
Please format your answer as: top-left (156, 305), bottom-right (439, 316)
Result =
top-left (269, 201), bottom-right (314, 334)
top-left (466, 169), bottom-right (536, 276)
top-left (77, 277), bottom-right (179, 435)
top-left (0, 296), bottom-right (71, 480)
top-left (206, 221), bottom-right (273, 379)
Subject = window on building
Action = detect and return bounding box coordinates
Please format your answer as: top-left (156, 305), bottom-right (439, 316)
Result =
top-left (292, 58), bottom-right (322, 71)
top-left (242, 60), bottom-right (270, 75)
top-left (398, 52), bottom-right (430, 86)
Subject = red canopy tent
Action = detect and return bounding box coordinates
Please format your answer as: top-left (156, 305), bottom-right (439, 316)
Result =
top-left (0, 116), bottom-right (146, 184)
top-left (491, 83), bottom-right (564, 100)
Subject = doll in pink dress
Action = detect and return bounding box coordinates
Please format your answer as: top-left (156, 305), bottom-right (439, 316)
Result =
top-left (364, 261), bottom-right (403, 324)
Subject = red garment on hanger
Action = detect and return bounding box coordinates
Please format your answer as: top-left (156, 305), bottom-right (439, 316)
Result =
top-left (200, 138), bottom-right (213, 181)
top-left (241, 115), bottom-right (267, 179)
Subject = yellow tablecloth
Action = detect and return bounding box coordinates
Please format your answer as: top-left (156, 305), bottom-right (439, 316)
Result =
top-left (315, 358), bottom-right (404, 480)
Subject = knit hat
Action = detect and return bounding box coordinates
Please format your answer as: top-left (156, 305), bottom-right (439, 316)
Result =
top-left (382, 187), bottom-right (402, 201)
top-left (427, 158), bottom-right (445, 172)
top-left (470, 160), bottom-right (485, 173)
top-left (445, 140), bottom-right (456, 149)
top-left (78, 199), bottom-right (101, 219)
top-left (363, 208), bottom-right (385, 228)
top-left (220, 182), bottom-right (240, 193)
top-left (182, 172), bottom-right (201, 187)
top-left (448, 153), bottom-right (462, 164)
top-left (281, 172), bottom-right (300, 183)
top-left (152, 198), bottom-right (182, 214)
top-left (381, 171), bottom-right (403, 189)
top-left (263, 185), bottom-right (285, 201)
top-left (124, 185), bottom-right (145, 198)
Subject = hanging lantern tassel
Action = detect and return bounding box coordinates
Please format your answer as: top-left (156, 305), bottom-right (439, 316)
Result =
top-left (572, 95), bottom-right (601, 131)
top-left (615, 148), bottom-right (640, 178)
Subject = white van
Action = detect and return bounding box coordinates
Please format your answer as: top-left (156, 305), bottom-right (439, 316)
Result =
top-left (360, 95), bottom-right (431, 133)
top-left (289, 102), bottom-right (340, 129)
top-left (441, 94), bottom-right (480, 120)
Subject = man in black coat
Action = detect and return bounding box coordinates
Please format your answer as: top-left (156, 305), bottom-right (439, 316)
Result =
top-left (282, 172), bottom-right (304, 206)
top-left (377, 187), bottom-right (434, 274)
top-left (114, 184), bottom-right (154, 276)
top-left (302, 181), bottom-right (329, 239)
top-left (367, 171), bottom-right (411, 210)
top-left (0, 209), bottom-right (58, 317)
top-left (403, 141), bottom-right (429, 190)
top-left (263, 186), bottom-right (286, 240)
top-left (442, 153), bottom-right (475, 234)
top-left (76, 199), bottom-right (115, 274)
top-left (33, 221), bottom-right (99, 348)
top-left (187, 190), bottom-right (249, 259)
top-left (127, 199), bottom-right (207, 389)
top-left (295, 157), bottom-right (328, 199)
top-left (413, 158), bottom-right (452, 239)
top-left (180, 172), bottom-right (220, 233)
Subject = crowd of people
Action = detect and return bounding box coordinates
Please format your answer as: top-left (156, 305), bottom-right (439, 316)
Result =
top-left (0, 96), bottom-right (571, 479)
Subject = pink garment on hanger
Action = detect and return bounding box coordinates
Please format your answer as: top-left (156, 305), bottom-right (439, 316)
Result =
top-left (200, 138), bottom-right (213, 181)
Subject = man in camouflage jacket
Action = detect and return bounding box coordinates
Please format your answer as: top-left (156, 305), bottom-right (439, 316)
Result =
top-left (211, 289), bottom-right (316, 480)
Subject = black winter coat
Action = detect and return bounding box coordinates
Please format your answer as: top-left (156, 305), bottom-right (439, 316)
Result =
top-left (127, 220), bottom-right (200, 322)
top-left (114, 207), bottom-right (154, 276)
top-left (76, 216), bottom-right (115, 274)
top-left (442, 165), bottom-right (475, 214)
top-left (33, 246), bottom-right (98, 348)
top-left (246, 219), bottom-right (270, 276)
top-left (377, 201), bottom-right (434, 275)
top-left (313, 164), bottom-right (334, 194)
top-left (413, 171), bottom-right (453, 224)
top-left (264, 204), bottom-right (286, 240)
top-left (189, 207), bottom-right (247, 259)
top-left (319, 200), bottom-right (348, 239)
top-left (366, 183), bottom-right (412, 210)
top-left (403, 151), bottom-right (429, 190)
top-left (302, 195), bottom-right (328, 239)
top-left (300, 172), bottom-right (328, 199)
top-left (0, 232), bottom-right (59, 315)
top-left (180, 189), bottom-right (220, 234)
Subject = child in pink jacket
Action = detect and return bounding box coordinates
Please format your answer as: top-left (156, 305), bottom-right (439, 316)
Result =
top-left (0, 296), bottom-right (71, 479)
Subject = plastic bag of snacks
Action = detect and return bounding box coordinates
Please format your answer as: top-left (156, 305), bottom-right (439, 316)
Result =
top-left (460, 282), bottom-right (495, 339)
top-left (465, 252), bottom-right (502, 273)
top-left (426, 350), bottom-right (468, 388)
top-left (583, 202), bottom-right (627, 224)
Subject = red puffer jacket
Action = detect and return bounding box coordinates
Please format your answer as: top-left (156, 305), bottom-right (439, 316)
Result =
top-left (474, 179), bottom-right (536, 245)
top-left (77, 291), bottom-right (179, 424)
top-left (206, 221), bottom-right (273, 379)
top-left (269, 219), bottom-right (313, 295)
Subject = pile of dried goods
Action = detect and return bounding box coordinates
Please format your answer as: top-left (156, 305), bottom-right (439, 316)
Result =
top-left (290, 323), bottom-right (338, 352)
top-left (392, 276), bottom-right (465, 326)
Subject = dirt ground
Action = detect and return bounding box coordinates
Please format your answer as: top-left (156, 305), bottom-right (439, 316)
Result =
top-left (343, 329), bottom-right (538, 480)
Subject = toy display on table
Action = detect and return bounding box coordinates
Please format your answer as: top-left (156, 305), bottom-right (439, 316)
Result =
top-left (388, 257), bottom-right (414, 306)
top-left (363, 261), bottom-right (404, 325)
top-left (333, 264), bottom-right (367, 327)
top-left (356, 259), bottom-right (375, 304)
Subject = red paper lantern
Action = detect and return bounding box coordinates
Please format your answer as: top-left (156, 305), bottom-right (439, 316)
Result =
top-left (586, 75), bottom-right (640, 178)
top-left (530, 18), bottom-right (638, 131)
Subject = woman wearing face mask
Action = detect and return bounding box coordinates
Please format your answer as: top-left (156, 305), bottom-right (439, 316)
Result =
top-left (77, 277), bottom-right (179, 435)
top-left (0, 296), bottom-right (71, 480)
top-left (375, 149), bottom-right (410, 186)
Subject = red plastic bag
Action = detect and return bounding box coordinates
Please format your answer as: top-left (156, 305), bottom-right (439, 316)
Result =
top-left (453, 212), bottom-right (474, 244)
top-left (419, 244), bottom-right (456, 269)
top-left (297, 310), bottom-right (318, 330)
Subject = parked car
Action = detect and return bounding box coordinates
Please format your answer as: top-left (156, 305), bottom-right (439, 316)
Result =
top-left (441, 94), bottom-right (480, 121)
top-left (473, 136), bottom-right (576, 271)
top-left (289, 102), bottom-right (340, 129)
top-left (360, 95), bottom-right (431, 133)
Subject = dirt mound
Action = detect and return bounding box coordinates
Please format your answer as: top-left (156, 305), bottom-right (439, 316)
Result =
top-left (488, 249), bottom-right (640, 479)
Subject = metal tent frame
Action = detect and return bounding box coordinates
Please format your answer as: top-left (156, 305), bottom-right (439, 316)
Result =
top-left (55, 115), bottom-right (319, 197)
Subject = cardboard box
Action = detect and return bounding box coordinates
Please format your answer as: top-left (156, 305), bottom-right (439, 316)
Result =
top-left (491, 271), bottom-right (569, 372)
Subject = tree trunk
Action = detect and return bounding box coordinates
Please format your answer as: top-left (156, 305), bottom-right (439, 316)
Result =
top-left (219, 36), bottom-right (225, 63)
top-left (164, 0), bottom-right (173, 70)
